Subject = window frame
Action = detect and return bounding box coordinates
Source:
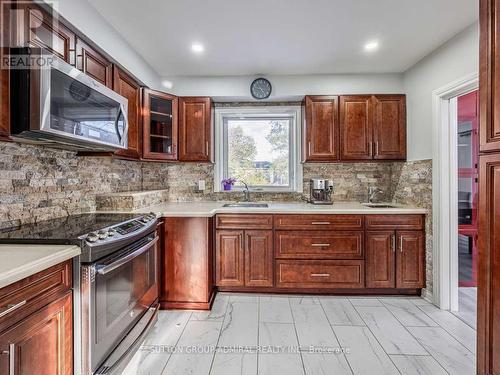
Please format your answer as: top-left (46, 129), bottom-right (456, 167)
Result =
top-left (214, 105), bottom-right (302, 193)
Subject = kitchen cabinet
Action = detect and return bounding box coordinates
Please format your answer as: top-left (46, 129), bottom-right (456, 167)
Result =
top-left (162, 217), bottom-right (214, 309)
top-left (365, 231), bottom-right (396, 288)
top-left (396, 231), bottom-right (425, 288)
top-left (13, 2), bottom-right (76, 65)
top-left (113, 67), bottom-right (142, 160)
top-left (142, 89), bottom-right (178, 161)
top-left (0, 292), bottom-right (73, 375)
top-left (215, 231), bottom-right (244, 286)
top-left (75, 37), bottom-right (113, 88)
top-left (373, 95), bottom-right (406, 159)
top-left (304, 96), bottom-right (339, 162)
top-left (304, 94), bottom-right (406, 162)
top-left (365, 230), bottom-right (425, 289)
top-left (340, 95), bottom-right (373, 160)
top-left (179, 97), bottom-right (213, 162)
top-left (276, 260), bottom-right (364, 289)
top-left (215, 229), bottom-right (274, 288)
top-left (480, 1), bottom-right (500, 373)
top-left (0, 260), bottom-right (73, 375)
top-left (244, 231), bottom-right (273, 287)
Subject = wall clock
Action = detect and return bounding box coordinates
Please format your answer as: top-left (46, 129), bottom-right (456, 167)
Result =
top-left (250, 78), bottom-right (272, 100)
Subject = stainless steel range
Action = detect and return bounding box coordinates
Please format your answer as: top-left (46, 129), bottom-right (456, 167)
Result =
top-left (0, 213), bottom-right (160, 375)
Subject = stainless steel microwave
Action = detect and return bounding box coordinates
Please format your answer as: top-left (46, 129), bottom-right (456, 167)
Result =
top-left (10, 48), bottom-right (128, 151)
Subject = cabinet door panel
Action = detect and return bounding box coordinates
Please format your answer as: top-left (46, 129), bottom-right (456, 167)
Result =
top-left (304, 96), bottom-right (339, 161)
top-left (113, 67), bottom-right (141, 159)
top-left (15, 3), bottom-right (75, 64)
top-left (340, 95), bottom-right (373, 160)
top-left (244, 230), bottom-right (273, 287)
top-left (215, 230), bottom-right (244, 287)
top-left (396, 231), bottom-right (425, 288)
top-left (0, 292), bottom-right (73, 375)
top-left (179, 97), bottom-right (212, 162)
top-left (142, 89), bottom-right (178, 160)
top-left (0, 0), bottom-right (10, 138)
top-left (373, 95), bottom-right (406, 160)
top-left (366, 232), bottom-right (395, 288)
top-left (478, 153), bottom-right (500, 375)
top-left (76, 38), bottom-right (112, 88)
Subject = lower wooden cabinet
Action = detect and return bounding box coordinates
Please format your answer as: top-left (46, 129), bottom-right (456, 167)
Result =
top-left (0, 260), bottom-right (73, 375)
top-left (366, 230), bottom-right (425, 289)
top-left (276, 260), bottom-right (364, 288)
top-left (162, 217), bottom-right (214, 309)
top-left (396, 231), bottom-right (425, 289)
top-left (366, 231), bottom-right (396, 288)
top-left (0, 292), bottom-right (73, 375)
top-left (215, 230), bottom-right (244, 287)
top-left (215, 230), bottom-right (273, 288)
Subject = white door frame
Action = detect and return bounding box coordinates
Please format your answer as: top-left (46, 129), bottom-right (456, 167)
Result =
top-left (431, 72), bottom-right (478, 310)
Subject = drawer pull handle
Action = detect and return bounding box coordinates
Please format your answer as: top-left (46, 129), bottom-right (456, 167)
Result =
top-left (311, 243), bottom-right (331, 247)
top-left (0, 300), bottom-right (27, 318)
top-left (311, 273), bottom-right (330, 277)
top-left (311, 222), bottom-right (331, 225)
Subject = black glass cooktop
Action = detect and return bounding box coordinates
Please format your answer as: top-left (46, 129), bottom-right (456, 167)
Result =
top-left (0, 213), bottom-right (140, 244)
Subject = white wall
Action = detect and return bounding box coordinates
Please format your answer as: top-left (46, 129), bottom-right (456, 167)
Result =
top-left (403, 22), bottom-right (479, 161)
top-left (52, 0), bottom-right (161, 89)
top-left (163, 74), bottom-right (404, 101)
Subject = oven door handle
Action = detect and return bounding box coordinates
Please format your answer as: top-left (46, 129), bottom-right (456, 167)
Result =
top-left (96, 236), bottom-right (158, 275)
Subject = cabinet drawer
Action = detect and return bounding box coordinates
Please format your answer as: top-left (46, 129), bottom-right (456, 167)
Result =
top-left (216, 214), bottom-right (273, 229)
top-left (0, 260), bottom-right (72, 332)
top-left (365, 215), bottom-right (424, 230)
top-left (275, 231), bottom-right (363, 259)
top-left (274, 215), bottom-right (363, 230)
top-left (276, 260), bottom-right (364, 288)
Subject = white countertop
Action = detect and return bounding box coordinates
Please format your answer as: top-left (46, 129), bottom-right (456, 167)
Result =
top-left (118, 201), bottom-right (428, 217)
top-left (0, 244), bottom-right (81, 289)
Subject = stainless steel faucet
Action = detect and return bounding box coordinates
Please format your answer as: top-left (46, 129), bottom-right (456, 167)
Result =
top-left (241, 181), bottom-right (251, 202)
top-left (368, 187), bottom-right (384, 203)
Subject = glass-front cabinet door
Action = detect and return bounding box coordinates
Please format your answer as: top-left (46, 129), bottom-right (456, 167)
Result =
top-left (143, 89), bottom-right (178, 160)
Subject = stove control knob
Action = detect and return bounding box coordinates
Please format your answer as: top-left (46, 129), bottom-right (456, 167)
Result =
top-left (108, 228), bottom-right (117, 237)
top-left (86, 233), bottom-right (99, 243)
top-left (98, 230), bottom-right (109, 240)
top-left (141, 216), bottom-right (150, 223)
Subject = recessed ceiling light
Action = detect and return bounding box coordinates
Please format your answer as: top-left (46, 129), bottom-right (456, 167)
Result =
top-left (191, 43), bottom-right (204, 53)
top-left (364, 41), bottom-right (379, 52)
top-left (161, 80), bottom-right (173, 89)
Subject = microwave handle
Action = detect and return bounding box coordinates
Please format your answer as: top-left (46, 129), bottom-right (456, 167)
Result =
top-left (97, 236), bottom-right (158, 275)
top-left (115, 107), bottom-right (123, 143)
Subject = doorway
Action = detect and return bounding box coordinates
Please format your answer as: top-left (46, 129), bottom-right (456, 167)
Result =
top-left (452, 90), bottom-right (479, 328)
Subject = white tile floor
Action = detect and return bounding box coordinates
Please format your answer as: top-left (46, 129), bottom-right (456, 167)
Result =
top-left (122, 293), bottom-right (476, 375)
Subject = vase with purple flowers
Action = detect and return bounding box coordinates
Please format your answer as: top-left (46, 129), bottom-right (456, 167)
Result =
top-left (222, 178), bottom-right (237, 191)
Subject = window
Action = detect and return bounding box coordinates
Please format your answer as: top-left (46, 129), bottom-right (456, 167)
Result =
top-left (215, 106), bottom-right (301, 192)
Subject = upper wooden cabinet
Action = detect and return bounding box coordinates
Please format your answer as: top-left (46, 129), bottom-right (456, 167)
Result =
top-left (304, 94), bottom-right (406, 162)
top-left (113, 67), bottom-right (142, 160)
top-left (373, 95), bottom-right (406, 159)
top-left (142, 89), bottom-right (178, 161)
top-left (75, 37), bottom-right (113, 88)
top-left (304, 96), bottom-right (339, 162)
top-left (0, 0), bottom-right (10, 140)
top-left (13, 2), bottom-right (75, 64)
top-left (340, 95), bottom-right (373, 160)
top-left (179, 97), bottom-right (213, 162)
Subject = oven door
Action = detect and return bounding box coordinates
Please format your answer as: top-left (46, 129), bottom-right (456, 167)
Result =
top-left (91, 234), bottom-right (158, 371)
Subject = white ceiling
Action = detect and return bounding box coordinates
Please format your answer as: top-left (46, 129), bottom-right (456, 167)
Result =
top-left (87, 0), bottom-right (478, 77)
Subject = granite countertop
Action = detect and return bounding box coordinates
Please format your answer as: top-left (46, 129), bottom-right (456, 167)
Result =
top-left (110, 201), bottom-right (428, 217)
top-left (0, 244), bottom-right (81, 289)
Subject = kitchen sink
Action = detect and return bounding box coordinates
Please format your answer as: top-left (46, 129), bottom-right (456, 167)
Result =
top-left (223, 203), bottom-right (269, 208)
top-left (362, 203), bottom-right (398, 208)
